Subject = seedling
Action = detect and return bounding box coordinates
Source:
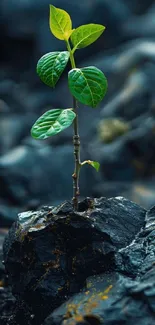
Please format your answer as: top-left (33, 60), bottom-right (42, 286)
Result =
top-left (31, 4), bottom-right (108, 210)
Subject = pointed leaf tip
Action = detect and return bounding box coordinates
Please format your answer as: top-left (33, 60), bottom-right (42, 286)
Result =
top-left (36, 51), bottom-right (69, 87)
top-left (49, 5), bottom-right (72, 40)
top-left (31, 109), bottom-right (76, 139)
top-left (71, 24), bottom-right (105, 51)
top-left (88, 160), bottom-right (100, 172)
top-left (82, 160), bottom-right (100, 172)
top-left (68, 66), bottom-right (108, 108)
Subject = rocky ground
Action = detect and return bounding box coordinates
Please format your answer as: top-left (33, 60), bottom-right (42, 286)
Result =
top-left (0, 1), bottom-right (155, 323)
top-left (1, 1), bottom-right (155, 227)
top-left (0, 196), bottom-right (155, 324)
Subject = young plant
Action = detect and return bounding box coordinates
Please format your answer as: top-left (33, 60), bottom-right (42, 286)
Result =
top-left (31, 4), bottom-right (108, 210)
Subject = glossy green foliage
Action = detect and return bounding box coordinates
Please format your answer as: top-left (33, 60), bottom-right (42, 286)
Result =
top-left (88, 160), bottom-right (100, 172)
top-left (32, 4), bottom-right (108, 181)
top-left (71, 24), bottom-right (105, 51)
top-left (68, 66), bottom-right (108, 107)
top-left (31, 109), bottom-right (76, 139)
top-left (82, 160), bottom-right (100, 172)
top-left (49, 5), bottom-right (73, 40)
top-left (37, 51), bottom-right (69, 88)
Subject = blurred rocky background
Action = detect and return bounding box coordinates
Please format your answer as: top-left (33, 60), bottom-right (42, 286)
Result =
top-left (0, 0), bottom-right (155, 227)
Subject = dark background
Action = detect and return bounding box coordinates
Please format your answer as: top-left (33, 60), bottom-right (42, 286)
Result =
top-left (0, 0), bottom-right (155, 226)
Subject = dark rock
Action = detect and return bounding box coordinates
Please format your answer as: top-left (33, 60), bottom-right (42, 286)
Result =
top-left (0, 0), bottom-right (128, 58)
top-left (96, 114), bottom-right (155, 180)
top-left (0, 114), bottom-right (36, 154)
top-left (103, 269), bottom-right (155, 325)
top-left (0, 144), bottom-right (98, 218)
top-left (43, 202), bottom-right (155, 325)
top-left (123, 3), bottom-right (155, 38)
top-left (88, 137), bottom-right (135, 181)
top-left (0, 201), bottom-right (34, 227)
top-left (128, 182), bottom-right (155, 209)
top-left (0, 228), bottom-right (16, 325)
top-left (116, 206), bottom-right (155, 278)
top-left (94, 181), bottom-right (155, 210)
top-left (95, 113), bottom-right (155, 181)
top-left (111, 40), bottom-right (155, 81)
top-left (125, 0), bottom-right (154, 14)
top-left (0, 287), bottom-right (16, 324)
top-left (0, 229), bottom-right (8, 279)
top-left (100, 69), bottom-right (151, 119)
top-left (0, 298), bottom-right (35, 325)
top-left (43, 273), bottom-right (117, 325)
top-left (90, 95), bottom-right (155, 182)
top-left (1, 1), bottom-right (155, 323)
top-left (145, 205), bottom-right (155, 231)
top-left (44, 267), bottom-right (155, 325)
top-left (0, 79), bottom-right (36, 113)
top-left (0, 99), bottom-right (10, 113)
top-left (126, 116), bottom-right (155, 176)
top-left (3, 197), bottom-right (145, 322)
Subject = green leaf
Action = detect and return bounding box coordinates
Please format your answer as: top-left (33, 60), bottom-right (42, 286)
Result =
top-left (36, 51), bottom-right (69, 88)
top-left (82, 160), bottom-right (100, 172)
top-left (31, 109), bottom-right (76, 139)
top-left (49, 5), bottom-right (72, 40)
top-left (68, 66), bottom-right (108, 108)
top-left (71, 24), bottom-right (105, 51)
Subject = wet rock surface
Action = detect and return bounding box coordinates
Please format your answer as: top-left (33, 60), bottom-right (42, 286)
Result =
top-left (1, 196), bottom-right (152, 324)
top-left (1, 1), bottom-right (155, 226)
top-left (1, 1), bottom-right (155, 322)
top-left (43, 199), bottom-right (155, 325)
top-left (0, 143), bottom-right (98, 226)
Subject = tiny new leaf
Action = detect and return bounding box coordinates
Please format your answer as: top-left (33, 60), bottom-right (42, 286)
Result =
top-left (68, 66), bottom-right (108, 108)
top-left (71, 24), bottom-right (105, 51)
top-left (31, 109), bottom-right (76, 139)
top-left (37, 51), bottom-right (69, 88)
top-left (82, 160), bottom-right (100, 172)
top-left (49, 5), bottom-right (72, 40)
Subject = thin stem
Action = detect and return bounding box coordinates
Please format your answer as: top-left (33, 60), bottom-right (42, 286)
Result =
top-left (66, 41), bottom-right (76, 68)
top-left (66, 40), bottom-right (81, 211)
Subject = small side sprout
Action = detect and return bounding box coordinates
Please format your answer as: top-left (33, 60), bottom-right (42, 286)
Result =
top-left (31, 4), bottom-right (108, 210)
